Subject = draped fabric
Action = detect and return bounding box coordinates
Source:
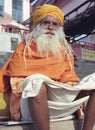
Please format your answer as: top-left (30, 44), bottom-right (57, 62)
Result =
top-left (20, 73), bottom-right (95, 121)
top-left (0, 41), bottom-right (80, 120)
top-left (5, 42), bottom-right (80, 82)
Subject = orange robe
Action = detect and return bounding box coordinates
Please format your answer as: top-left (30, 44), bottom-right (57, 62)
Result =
top-left (0, 42), bottom-right (80, 120)
top-left (5, 42), bottom-right (80, 81)
top-left (0, 42), bottom-right (80, 92)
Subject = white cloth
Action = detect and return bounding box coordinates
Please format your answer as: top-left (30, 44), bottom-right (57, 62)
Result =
top-left (20, 73), bottom-right (95, 121)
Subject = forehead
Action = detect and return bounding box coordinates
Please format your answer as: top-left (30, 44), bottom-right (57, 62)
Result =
top-left (42, 16), bottom-right (59, 23)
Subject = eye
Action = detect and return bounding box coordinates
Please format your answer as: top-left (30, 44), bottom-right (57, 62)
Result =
top-left (41, 20), bottom-right (50, 25)
top-left (53, 22), bottom-right (59, 27)
top-left (40, 20), bottom-right (60, 28)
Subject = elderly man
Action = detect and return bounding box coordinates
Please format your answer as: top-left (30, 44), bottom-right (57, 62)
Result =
top-left (1, 4), bottom-right (95, 130)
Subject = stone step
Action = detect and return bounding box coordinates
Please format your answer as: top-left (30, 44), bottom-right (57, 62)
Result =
top-left (1, 119), bottom-right (95, 130)
top-left (0, 119), bottom-right (87, 130)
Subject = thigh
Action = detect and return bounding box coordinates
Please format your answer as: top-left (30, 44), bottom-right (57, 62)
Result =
top-left (74, 90), bottom-right (94, 100)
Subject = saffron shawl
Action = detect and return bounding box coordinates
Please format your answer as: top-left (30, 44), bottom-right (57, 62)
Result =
top-left (0, 42), bottom-right (80, 93)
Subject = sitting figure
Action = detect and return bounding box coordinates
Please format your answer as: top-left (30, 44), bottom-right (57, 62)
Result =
top-left (1, 4), bottom-right (95, 130)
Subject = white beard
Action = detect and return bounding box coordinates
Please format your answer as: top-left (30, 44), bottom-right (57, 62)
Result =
top-left (32, 24), bottom-right (65, 57)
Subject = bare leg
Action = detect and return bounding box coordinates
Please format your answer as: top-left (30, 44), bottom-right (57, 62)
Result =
top-left (75, 90), bottom-right (95, 130)
top-left (82, 91), bottom-right (95, 130)
top-left (28, 83), bottom-right (50, 130)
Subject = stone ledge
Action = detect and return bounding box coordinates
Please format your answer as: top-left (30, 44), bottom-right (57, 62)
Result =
top-left (0, 119), bottom-right (83, 130)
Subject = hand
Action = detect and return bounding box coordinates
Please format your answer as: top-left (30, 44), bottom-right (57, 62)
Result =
top-left (65, 81), bottom-right (78, 86)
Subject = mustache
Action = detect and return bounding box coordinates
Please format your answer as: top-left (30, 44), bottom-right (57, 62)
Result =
top-left (32, 24), bottom-right (62, 40)
top-left (45, 31), bottom-right (55, 35)
top-left (41, 29), bottom-right (56, 35)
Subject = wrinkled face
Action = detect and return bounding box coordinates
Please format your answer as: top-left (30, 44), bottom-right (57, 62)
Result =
top-left (32, 16), bottom-right (64, 57)
top-left (40, 16), bottom-right (60, 31)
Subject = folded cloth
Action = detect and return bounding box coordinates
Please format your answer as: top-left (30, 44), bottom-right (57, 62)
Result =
top-left (20, 73), bottom-right (95, 121)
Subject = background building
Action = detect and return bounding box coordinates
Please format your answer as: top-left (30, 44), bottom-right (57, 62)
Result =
top-left (0, 0), bottom-right (31, 55)
top-left (0, 0), bottom-right (31, 29)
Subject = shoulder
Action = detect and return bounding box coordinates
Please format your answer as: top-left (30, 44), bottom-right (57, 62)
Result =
top-left (14, 41), bottom-right (26, 53)
top-left (17, 41), bottom-right (26, 48)
top-left (11, 41), bottom-right (25, 58)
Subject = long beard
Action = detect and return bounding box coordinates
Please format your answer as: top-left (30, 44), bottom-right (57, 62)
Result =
top-left (32, 24), bottom-right (65, 57)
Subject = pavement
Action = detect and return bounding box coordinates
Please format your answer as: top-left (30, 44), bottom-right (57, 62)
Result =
top-left (0, 119), bottom-right (83, 130)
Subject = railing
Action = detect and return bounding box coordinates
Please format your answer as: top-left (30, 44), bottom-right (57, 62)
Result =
top-left (0, 24), bottom-right (30, 39)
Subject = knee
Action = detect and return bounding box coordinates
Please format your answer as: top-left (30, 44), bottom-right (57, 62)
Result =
top-left (91, 90), bottom-right (95, 96)
top-left (29, 83), bottom-right (47, 103)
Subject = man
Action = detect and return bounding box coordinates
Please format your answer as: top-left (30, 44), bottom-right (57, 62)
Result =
top-left (0, 4), bottom-right (95, 130)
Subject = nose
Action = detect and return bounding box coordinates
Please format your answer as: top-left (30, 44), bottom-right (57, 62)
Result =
top-left (48, 22), bottom-right (54, 30)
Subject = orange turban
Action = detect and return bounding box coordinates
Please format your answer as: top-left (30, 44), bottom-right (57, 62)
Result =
top-left (32, 4), bottom-right (64, 26)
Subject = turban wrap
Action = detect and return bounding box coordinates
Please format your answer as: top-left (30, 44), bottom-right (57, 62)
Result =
top-left (32, 4), bottom-right (64, 26)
